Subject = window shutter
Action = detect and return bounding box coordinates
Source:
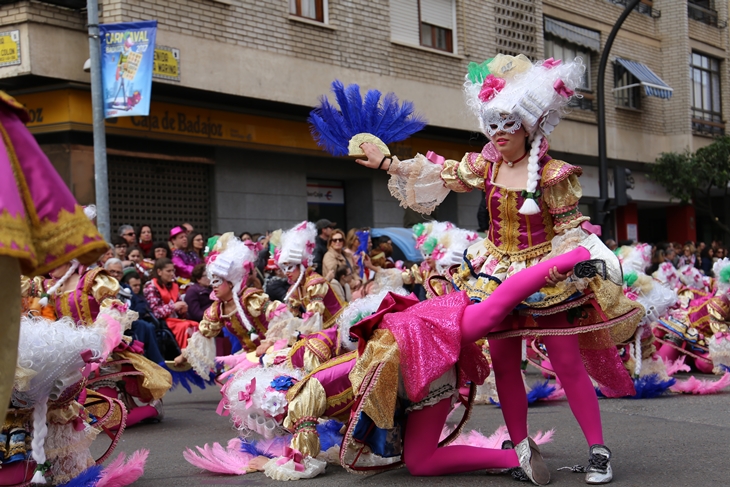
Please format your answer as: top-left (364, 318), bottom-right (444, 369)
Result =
top-left (390, 0), bottom-right (420, 45)
top-left (420, 0), bottom-right (453, 29)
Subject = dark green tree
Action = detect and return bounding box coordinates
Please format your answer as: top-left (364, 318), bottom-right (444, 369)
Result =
top-left (651, 136), bottom-right (730, 237)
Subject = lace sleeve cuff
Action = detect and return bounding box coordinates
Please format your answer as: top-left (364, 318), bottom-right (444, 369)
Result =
top-left (387, 154), bottom-right (451, 214)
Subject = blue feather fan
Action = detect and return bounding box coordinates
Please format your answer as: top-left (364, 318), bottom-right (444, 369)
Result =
top-left (309, 80), bottom-right (427, 156)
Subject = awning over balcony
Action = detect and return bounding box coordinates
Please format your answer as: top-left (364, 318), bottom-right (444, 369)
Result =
top-left (614, 58), bottom-right (674, 99)
top-left (544, 17), bottom-right (601, 52)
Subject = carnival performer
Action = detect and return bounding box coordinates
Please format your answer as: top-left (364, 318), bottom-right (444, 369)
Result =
top-left (144, 258), bottom-right (199, 350)
top-left (43, 260), bottom-right (172, 427)
top-left (170, 226), bottom-right (202, 288)
top-left (308, 57), bottom-right (643, 484)
top-left (1, 312), bottom-right (148, 487)
top-left (276, 222), bottom-right (346, 328)
top-left (176, 233), bottom-right (289, 376)
top-left (0, 92), bottom-right (108, 425)
top-left (185, 244), bottom-right (602, 482)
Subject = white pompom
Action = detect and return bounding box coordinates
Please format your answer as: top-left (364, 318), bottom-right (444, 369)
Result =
top-left (518, 198), bottom-right (541, 215)
top-left (250, 333), bottom-right (259, 342)
top-left (38, 297), bottom-right (49, 308)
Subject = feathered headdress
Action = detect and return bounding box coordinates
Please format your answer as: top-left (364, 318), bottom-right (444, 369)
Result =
top-left (308, 80), bottom-right (427, 157)
top-left (463, 55), bottom-right (584, 215)
top-left (206, 233), bottom-right (259, 340)
top-left (413, 221), bottom-right (477, 274)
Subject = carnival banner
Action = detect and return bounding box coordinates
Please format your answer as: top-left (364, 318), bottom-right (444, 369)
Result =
top-left (100, 20), bottom-right (157, 118)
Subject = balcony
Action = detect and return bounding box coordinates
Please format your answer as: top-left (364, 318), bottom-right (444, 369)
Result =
top-left (688, 2), bottom-right (719, 27)
top-left (607, 0), bottom-right (655, 17)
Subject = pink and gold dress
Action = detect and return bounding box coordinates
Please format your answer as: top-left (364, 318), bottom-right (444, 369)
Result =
top-left (286, 268), bottom-right (346, 327)
top-left (0, 92), bottom-right (107, 276)
top-left (387, 141), bottom-right (643, 395)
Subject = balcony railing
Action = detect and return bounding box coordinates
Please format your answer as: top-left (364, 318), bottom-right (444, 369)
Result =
top-left (607, 0), bottom-right (655, 17)
top-left (688, 2), bottom-right (719, 26)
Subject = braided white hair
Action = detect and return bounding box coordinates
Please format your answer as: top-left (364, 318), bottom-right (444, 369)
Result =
top-left (518, 133), bottom-right (544, 215)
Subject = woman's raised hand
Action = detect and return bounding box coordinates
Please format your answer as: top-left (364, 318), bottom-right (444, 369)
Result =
top-left (355, 142), bottom-right (386, 169)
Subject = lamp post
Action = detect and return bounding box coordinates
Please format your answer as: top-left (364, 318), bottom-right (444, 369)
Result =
top-left (596, 0), bottom-right (641, 238)
top-left (87, 0), bottom-right (110, 242)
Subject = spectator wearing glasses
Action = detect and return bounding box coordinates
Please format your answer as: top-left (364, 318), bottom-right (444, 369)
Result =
top-left (104, 257), bottom-right (124, 282)
top-left (118, 224), bottom-right (136, 246)
top-left (322, 229), bottom-right (354, 280)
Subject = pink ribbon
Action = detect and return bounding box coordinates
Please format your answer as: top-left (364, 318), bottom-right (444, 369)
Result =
top-left (425, 150), bottom-right (445, 165)
top-left (276, 447), bottom-right (305, 472)
top-left (478, 74), bottom-right (506, 102)
top-left (542, 57), bottom-right (562, 69)
top-left (553, 79), bottom-right (574, 98)
top-left (580, 220), bottom-right (602, 236)
top-left (238, 378), bottom-right (256, 408)
top-left (716, 331), bottom-right (730, 341)
top-left (216, 380), bottom-right (232, 416)
top-left (80, 349), bottom-right (102, 378)
top-left (431, 245), bottom-right (446, 262)
top-left (296, 221), bottom-right (308, 231)
top-left (305, 241), bottom-right (315, 255)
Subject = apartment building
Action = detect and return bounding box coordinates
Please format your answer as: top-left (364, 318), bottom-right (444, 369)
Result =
top-left (0, 0), bottom-right (727, 243)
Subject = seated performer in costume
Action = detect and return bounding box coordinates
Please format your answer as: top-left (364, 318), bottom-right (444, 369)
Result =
top-left (44, 260), bottom-right (172, 427)
top-left (308, 62), bottom-right (643, 484)
top-left (276, 222), bottom-right (346, 328)
top-left (176, 233), bottom-right (288, 375)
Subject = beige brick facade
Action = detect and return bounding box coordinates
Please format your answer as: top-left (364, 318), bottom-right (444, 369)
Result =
top-left (2, 0), bottom-right (725, 161)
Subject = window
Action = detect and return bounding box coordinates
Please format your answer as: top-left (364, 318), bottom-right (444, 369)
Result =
top-left (688, 1), bottom-right (719, 27)
top-left (390, 0), bottom-right (456, 54)
top-left (290, 0), bottom-right (324, 23)
top-left (544, 37), bottom-right (593, 110)
top-left (614, 62), bottom-right (641, 110)
top-left (691, 52), bottom-right (724, 136)
top-left (420, 23), bottom-right (452, 52)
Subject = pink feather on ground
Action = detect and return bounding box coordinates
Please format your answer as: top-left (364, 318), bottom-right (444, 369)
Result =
top-left (96, 449), bottom-right (149, 487)
top-left (183, 442), bottom-right (254, 475)
top-left (670, 372), bottom-right (730, 394)
top-left (439, 424), bottom-right (555, 447)
top-left (664, 356), bottom-right (691, 376)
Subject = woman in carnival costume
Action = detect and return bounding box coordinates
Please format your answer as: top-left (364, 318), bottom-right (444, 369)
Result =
top-left (40, 258), bottom-right (172, 428)
top-left (275, 222), bottom-right (346, 328)
top-left (0, 93), bottom-right (107, 427)
top-left (0, 92), bottom-right (146, 486)
top-left (176, 233), bottom-right (289, 376)
top-left (309, 57), bottom-right (643, 484)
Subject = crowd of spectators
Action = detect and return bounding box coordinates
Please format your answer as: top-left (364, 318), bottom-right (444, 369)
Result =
top-left (604, 238), bottom-right (726, 277)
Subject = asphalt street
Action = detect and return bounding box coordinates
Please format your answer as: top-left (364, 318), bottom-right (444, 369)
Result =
top-left (95, 371), bottom-right (730, 486)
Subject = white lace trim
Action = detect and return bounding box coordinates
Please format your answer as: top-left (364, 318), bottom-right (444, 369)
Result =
top-left (182, 331), bottom-right (216, 377)
top-left (387, 154), bottom-right (450, 214)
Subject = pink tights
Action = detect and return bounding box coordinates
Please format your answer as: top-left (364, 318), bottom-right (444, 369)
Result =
top-left (489, 332), bottom-right (604, 446)
top-left (461, 246), bottom-right (590, 343)
top-left (400, 247), bottom-right (594, 476)
top-left (96, 386), bottom-right (159, 427)
top-left (403, 398), bottom-right (518, 475)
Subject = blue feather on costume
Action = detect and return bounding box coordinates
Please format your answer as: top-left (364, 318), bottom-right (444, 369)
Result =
top-left (526, 380), bottom-right (557, 403)
top-left (163, 363), bottom-right (215, 393)
top-left (309, 80), bottom-right (427, 156)
top-left (595, 374), bottom-right (676, 399)
top-left (317, 420), bottom-right (345, 451)
top-left (630, 374), bottom-right (675, 399)
top-left (57, 465), bottom-right (103, 487)
top-left (490, 380), bottom-right (557, 408)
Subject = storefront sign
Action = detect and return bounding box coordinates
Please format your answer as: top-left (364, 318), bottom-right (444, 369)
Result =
top-left (100, 21), bottom-right (158, 118)
top-left (307, 184), bottom-right (345, 205)
top-left (0, 30), bottom-right (21, 67)
top-left (153, 46), bottom-right (180, 81)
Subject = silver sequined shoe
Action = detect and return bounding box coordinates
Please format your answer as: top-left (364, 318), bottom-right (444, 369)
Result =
top-left (585, 444), bottom-right (612, 484)
top-left (574, 234), bottom-right (623, 286)
top-left (515, 437), bottom-right (550, 485)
